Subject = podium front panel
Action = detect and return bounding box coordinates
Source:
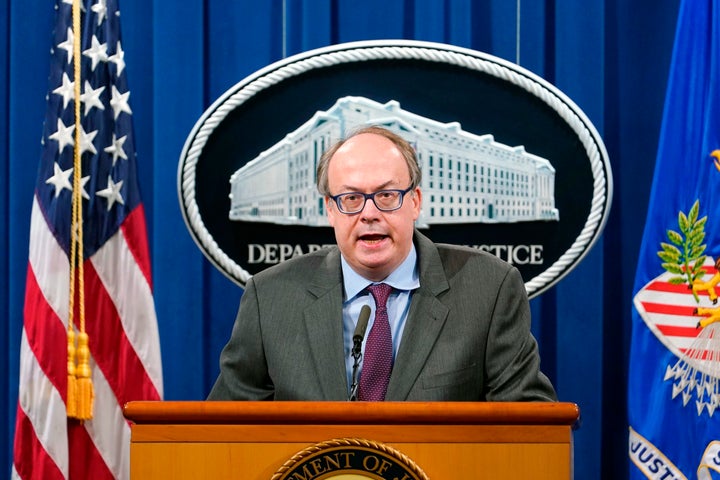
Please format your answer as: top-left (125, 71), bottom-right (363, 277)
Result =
top-left (125, 401), bottom-right (578, 479)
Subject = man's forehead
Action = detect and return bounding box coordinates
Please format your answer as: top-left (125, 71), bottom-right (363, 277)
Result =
top-left (338, 132), bottom-right (396, 152)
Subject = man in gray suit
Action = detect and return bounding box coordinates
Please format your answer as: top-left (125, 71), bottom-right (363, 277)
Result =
top-left (208, 126), bottom-right (556, 402)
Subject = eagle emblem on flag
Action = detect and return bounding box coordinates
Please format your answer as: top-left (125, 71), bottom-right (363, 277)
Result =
top-left (634, 199), bottom-right (720, 418)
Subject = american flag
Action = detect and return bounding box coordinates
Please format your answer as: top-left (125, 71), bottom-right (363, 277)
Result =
top-left (12, 0), bottom-right (163, 478)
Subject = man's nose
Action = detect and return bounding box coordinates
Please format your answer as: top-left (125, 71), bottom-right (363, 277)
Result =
top-left (359, 195), bottom-right (382, 220)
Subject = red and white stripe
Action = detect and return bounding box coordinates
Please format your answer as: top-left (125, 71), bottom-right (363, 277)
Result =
top-left (634, 262), bottom-right (718, 366)
top-left (12, 196), bottom-right (163, 479)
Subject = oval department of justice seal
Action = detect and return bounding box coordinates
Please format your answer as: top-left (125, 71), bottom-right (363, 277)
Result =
top-left (271, 438), bottom-right (428, 480)
top-left (178, 40), bottom-right (612, 298)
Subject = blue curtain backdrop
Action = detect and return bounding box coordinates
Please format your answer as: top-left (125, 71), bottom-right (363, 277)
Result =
top-left (1, 1), bottom-right (681, 478)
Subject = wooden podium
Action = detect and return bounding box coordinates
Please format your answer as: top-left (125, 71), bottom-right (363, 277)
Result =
top-left (124, 401), bottom-right (579, 479)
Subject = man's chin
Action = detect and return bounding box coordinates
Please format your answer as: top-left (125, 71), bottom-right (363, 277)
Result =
top-left (354, 255), bottom-right (398, 280)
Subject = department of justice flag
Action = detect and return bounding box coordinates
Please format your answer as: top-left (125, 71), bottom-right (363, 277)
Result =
top-left (12, 0), bottom-right (163, 478)
top-left (628, 0), bottom-right (720, 478)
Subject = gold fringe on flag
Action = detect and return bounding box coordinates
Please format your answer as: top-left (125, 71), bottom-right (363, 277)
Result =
top-left (66, 0), bottom-right (94, 421)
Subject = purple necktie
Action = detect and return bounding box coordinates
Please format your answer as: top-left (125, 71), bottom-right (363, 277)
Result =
top-left (358, 283), bottom-right (394, 401)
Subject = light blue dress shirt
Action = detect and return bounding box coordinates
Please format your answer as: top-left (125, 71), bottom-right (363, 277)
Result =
top-left (341, 246), bottom-right (420, 394)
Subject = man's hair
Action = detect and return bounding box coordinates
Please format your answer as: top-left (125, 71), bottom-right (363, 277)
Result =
top-left (316, 125), bottom-right (422, 196)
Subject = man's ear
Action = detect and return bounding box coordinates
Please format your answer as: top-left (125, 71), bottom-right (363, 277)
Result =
top-left (325, 196), bottom-right (336, 227)
top-left (411, 187), bottom-right (422, 220)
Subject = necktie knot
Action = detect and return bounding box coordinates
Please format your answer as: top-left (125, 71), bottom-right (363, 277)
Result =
top-left (367, 283), bottom-right (393, 308)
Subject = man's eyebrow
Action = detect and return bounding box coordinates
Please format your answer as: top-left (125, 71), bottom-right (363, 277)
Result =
top-left (336, 180), bottom-right (398, 192)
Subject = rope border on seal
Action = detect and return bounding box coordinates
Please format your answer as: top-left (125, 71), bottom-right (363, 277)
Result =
top-left (270, 437), bottom-right (430, 480)
top-left (178, 42), bottom-right (611, 296)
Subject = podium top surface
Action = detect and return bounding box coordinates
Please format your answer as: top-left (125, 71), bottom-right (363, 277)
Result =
top-left (124, 401), bottom-right (579, 427)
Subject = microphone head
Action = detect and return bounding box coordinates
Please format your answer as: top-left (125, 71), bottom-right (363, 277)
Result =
top-left (353, 305), bottom-right (371, 341)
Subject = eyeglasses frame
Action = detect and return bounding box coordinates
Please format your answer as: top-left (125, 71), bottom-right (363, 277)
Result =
top-left (328, 185), bottom-right (416, 214)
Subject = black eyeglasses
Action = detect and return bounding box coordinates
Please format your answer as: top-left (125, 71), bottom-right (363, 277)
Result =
top-left (329, 186), bottom-right (415, 214)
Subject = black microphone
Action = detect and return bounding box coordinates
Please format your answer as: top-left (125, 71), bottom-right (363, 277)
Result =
top-left (353, 305), bottom-right (371, 347)
top-left (349, 305), bottom-right (371, 401)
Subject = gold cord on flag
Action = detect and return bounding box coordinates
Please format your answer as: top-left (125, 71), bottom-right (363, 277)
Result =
top-left (67, 0), bottom-right (94, 421)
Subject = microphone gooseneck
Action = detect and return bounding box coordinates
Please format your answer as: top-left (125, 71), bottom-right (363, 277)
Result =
top-left (349, 305), bottom-right (371, 401)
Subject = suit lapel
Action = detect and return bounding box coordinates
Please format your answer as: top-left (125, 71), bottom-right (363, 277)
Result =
top-left (303, 249), bottom-right (348, 400)
top-left (386, 232), bottom-right (450, 401)
top-left (386, 291), bottom-right (448, 400)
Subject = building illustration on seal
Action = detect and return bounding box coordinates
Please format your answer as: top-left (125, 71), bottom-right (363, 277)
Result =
top-left (228, 96), bottom-right (559, 228)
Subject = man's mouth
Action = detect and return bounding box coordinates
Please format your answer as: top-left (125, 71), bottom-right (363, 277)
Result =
top-left (358, 233), bottom-right (387, 244)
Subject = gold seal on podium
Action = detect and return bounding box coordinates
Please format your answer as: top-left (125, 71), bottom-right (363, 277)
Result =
top-left (272, 437), bottom-right (428, 480)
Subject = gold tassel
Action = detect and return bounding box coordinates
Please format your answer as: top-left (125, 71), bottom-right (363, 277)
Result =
top-left (74, 331), bottom-right (94, 420)
top-left (66, 0), bottom-right (93, 423)
top-left (66, 328), bottom-right (77, 418)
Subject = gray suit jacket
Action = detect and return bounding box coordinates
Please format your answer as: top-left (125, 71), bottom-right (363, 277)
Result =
top-left (208, 231), bottom-right (556, 401)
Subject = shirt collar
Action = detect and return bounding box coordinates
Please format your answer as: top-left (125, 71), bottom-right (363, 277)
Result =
top-left (341, 245), bottom-right (420, 301)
